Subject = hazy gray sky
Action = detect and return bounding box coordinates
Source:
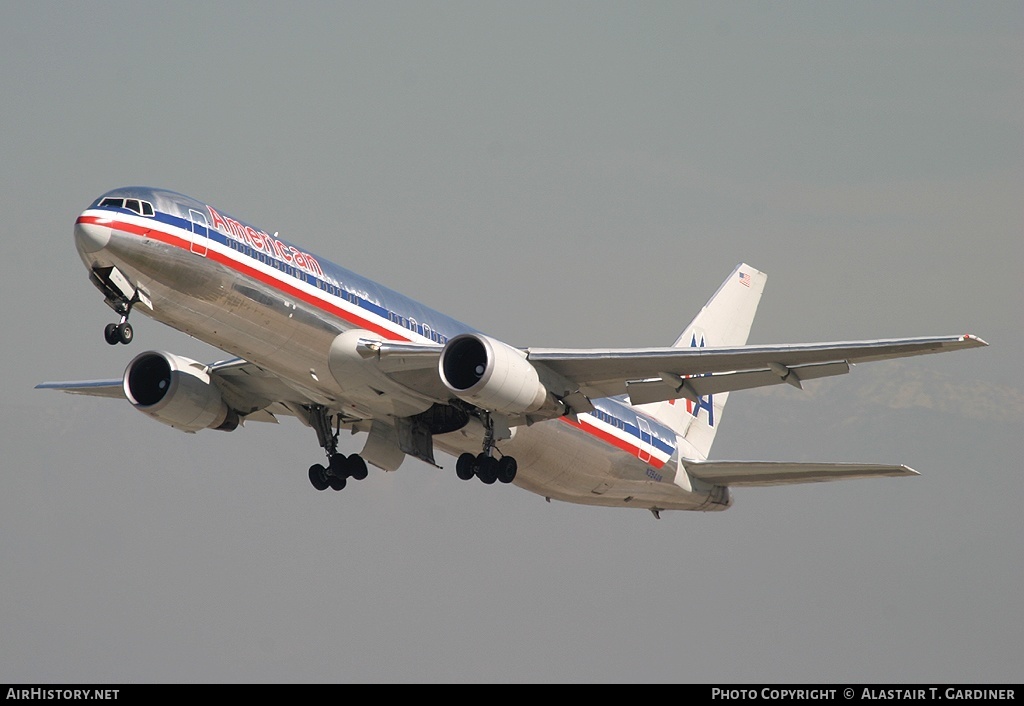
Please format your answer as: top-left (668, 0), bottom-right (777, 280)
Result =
top-left (3, 2), bottom-right (1021, 682)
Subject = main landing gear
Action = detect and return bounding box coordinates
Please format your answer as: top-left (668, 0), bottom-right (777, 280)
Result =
top-left (455, 452), bottom-right (517, 485)
top-left (454, 413), bottom-right (518, 485)
top-left (306, 404), bottom-right (370, 492)
top-left (303, 404), bottom-right (519, 492)
top-left (308, 453), bottom-right (369, 492)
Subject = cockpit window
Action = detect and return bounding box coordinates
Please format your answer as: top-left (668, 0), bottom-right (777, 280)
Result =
top-left (98, 197), bottom-right (154, 217)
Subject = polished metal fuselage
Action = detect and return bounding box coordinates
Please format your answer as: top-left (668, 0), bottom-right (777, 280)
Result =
top-left (74, 187), bottom-right (724, 511)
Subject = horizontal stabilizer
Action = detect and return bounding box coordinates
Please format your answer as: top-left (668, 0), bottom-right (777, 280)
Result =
top-left (685, 460), bottom-right (919, 486)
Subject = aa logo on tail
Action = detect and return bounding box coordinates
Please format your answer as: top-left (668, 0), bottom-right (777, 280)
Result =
top-left (686, 333), bottom-right (715, 426)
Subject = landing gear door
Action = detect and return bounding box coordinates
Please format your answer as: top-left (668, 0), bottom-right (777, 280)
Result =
top-left (189, 209), bottom-right (209, 257)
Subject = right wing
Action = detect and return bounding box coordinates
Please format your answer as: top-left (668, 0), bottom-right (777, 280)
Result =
top-left (36, 357), bottom-right (306, 426)
top-left (35, 379), bottom-right (124, 398)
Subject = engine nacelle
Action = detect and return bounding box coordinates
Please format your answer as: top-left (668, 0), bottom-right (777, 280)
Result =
top-left (439, 334), bottom-right (549, 414)
top-left (123, 351), bottom-right (238, 433)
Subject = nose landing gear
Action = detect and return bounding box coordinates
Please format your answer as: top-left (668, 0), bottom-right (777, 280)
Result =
top-left (103, 320), bottom-right (134, 345)
top-left (90, 266), bottom-right (147, 346)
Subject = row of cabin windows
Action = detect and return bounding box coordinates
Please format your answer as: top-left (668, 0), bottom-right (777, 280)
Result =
top-left (99, 197), bottom-right (154, 217)
top-left (594, 408), bottom-right (628, 431)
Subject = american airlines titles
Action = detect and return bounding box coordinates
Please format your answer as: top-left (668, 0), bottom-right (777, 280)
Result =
top-left (206, 206), bottom-right (323, 278)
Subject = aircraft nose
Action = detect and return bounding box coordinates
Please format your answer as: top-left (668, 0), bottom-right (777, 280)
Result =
top-left (74, 217), bottom-right (111, 253)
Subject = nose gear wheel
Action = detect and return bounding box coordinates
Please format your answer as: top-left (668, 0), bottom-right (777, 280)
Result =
top-left (104, 321), bottom-right (133, 345)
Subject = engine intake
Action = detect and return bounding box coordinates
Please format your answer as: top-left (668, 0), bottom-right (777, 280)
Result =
top-left (123, 351), bottom-right (238, 432)
top-left (439, 334), bottom-right (549, 414)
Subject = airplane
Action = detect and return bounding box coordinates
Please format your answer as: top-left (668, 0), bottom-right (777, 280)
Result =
top-left (37, 187), bottom-right (987, 517)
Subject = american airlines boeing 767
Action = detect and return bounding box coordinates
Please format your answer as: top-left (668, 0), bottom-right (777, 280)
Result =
top-left (38, 188), bottom-right (986, 516)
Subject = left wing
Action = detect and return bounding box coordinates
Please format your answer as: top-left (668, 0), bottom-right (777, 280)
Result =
top-left (367, 333), bottom-right (987, 414)
top-left (525, 334), bottom-right (987, 404)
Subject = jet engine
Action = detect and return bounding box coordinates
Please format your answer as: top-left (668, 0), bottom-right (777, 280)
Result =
top-left (123, 351), bottom-right (239, 432)
top-left (439, 334), bottom-right (550, 414)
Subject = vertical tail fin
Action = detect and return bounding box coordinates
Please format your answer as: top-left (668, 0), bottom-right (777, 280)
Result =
top-left (639, 263), bottom-right (767, 459)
